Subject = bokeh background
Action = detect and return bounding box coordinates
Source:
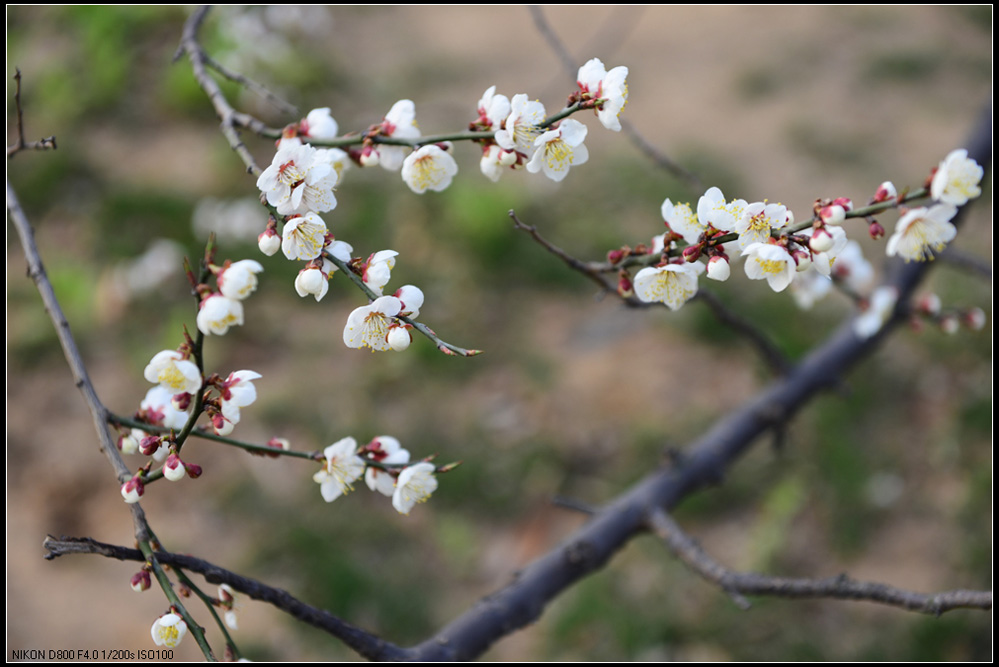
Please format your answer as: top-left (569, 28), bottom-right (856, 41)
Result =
top-left (6, 6), bottom-right (992, 661)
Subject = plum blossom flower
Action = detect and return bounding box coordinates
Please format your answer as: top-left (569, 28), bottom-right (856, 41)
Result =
top-left (151, 612), bottom-right (188, 648)
top-left (734, 201), bottom-right (789, 249)
top-left (697, 187), bottom-right (747, 233)
top-left (374, 100), bottom-right (421, 171)
top-left (402, 145), bottom-right (458, 193)
top-left (477, 86), bottom-right (511, 131)
top-left (831, 240), bottom-right (874, 293)
top-left (295, 266), bottom-right (328, 302)
top-left (576, 58), bottom-right (629, 131)
top-left (789, 269), bottom-right (833, 310)
top-left (313, 437), bottom-right (366, 502)
top-left (343, 296), bottom-right (403, 351)
top-left (144, 351), bottom-right (202, 395)
top-left (300, 107), bottom-right (338, 140)
top-left (392, 462), bottom-right (438, 515)
top-left (661, 198), bottom-right (703, 245)
top-left (218, 259), bottom-right (264, 301)
top-left (495, 94), bottom-right (546, 154)
top-left (364, 436), bottom-right (410, 497)
top-left (479, 144), bottom-right (519, 182)
top-left (931, 149), bottom-right (983, 206)
top-left (885, 204), bottom-right (957, 262)
top-left (807, 225), bottom-right (848, 277)
top-left (742, 242), bottom-right (796, 292)
top-left (393, 284), bottom-right (424, 318)
top-left (526, 119), bottom-right (589, 182)
top-left (281, 212), bottom-right (328, 261)
top-left (218, 370), bottom-right (261, 425)
top-left (140, 386), bottom-right (190, 431)
top-left (633, 262), bottom-right (704, 310)
top-left (361, 250), bottom-right (398, 296)
top-left (706, 256), bottom-right (731, 282)
top-left (854, 286), bottom-right (898, 339)
top-left (256, 142), bottom-right (338, 215)
top-left (197, 294), bottom-right (244, 336)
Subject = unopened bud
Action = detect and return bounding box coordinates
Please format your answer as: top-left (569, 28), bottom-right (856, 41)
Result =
top-left (681, 245), bottom-right (702, 263)
top-left (965, 308), bottom-right (986, 331)
top-left (130, 570), bottom-right (151, 592)
top-left (832, 197), bottom-right (854, 211)
top-left (918, 294), bottom-right (941, 316)
top-left (706, 256), bottom-right (730, 282)
top-left (140, 435), bottom-right (162, 457)
top-left (184, 462), bottom-right (203, 479)
top-left (121, 476), bottom-right (145, 504)
top-left (163, 453), bottom-right (186, 482)
top-left (257, 229), bottom-right (281, 257)
top-left (819, 204), bottom-right (846, 226)
top-left (387, 325), bottom-right (412, 352)
top-left (809, 227), bottom-right (835, 253)
top-left (868, 220), bottom-right (885, 240)
top-left (172, 392), bottom-right (192, 411)
top-left (119, 429), bottom-right (143, 456)
top-left (607, 248), bottom-right (626, 264)
top-left (617, 270), bottom-right (633, 298)
top-left (793, 249), bottom-right (812, 272)
top-left (873, 181), bottom-right (897, 204)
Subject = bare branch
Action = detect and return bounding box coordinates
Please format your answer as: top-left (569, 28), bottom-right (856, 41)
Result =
top-left (527, 6), bottom-right (702, 192)
top-left (42, 536), bottom-right (407, 662)
top-left (202, 51), bottom-right (299, 116)
top-left (694, 289), bottom-right (793, 375)
top-left (6, 69), bottom-right (58, 158)
top-left (647, 509), bottom-right (992, 615)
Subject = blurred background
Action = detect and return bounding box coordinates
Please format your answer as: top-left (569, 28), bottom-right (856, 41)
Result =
top-left (6, 6), bottom-right (992, 661)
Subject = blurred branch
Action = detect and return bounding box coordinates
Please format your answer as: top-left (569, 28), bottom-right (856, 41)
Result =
top-left (528, 5), bottom-right (703, 192)
top-left (694, 289), bottom-right (793, 376)
top-left (6, 69), bottom-right (57, 158)
top-left (647, 509), bottom-right (992, 614)
top-left (42, 536), bottom-right (407, 662)
top-left (201, 51), bottom-right (299, 116)
top-left (939, 246), bottom-right (993, 280)
top-left (177, 6), bottom-right (269, 174)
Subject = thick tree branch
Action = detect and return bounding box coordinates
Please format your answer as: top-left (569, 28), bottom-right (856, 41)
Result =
top-left (647, 509), bottom-right (992, 614)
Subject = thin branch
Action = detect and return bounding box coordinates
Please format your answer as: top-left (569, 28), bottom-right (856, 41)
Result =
top-left (939, 246), bottom-right (993, 280)
top-left (694, 289), bottom-right (793, 376)
top-left (42, 536), bottom-right (407, 662)
top-left (202, 52), bottom-right (299, 116)
top-left (6, 69), bottom-right (57, 158)
top-left (527, 5), bottom-right (702, 192)
top-left (647, 509), bottom-right (992, 615)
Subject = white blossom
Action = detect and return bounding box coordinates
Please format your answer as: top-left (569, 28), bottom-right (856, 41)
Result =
top-left (144, 351), bottom-right (202, 395)
top-left (633, 262), bottom-right (704, 310)
top-left (301, 107), bottom-right (338, 140)
top-left (295, 266), bottom-right (329, 302)
top-left (392, 462), bottom-right (438, 515)
top-left (886, 204), bottom-right (958, 262)
top-left (697, 187), bottom-right (747, 233)
top-left (151, 613), bottom-right (188, 648)
top-left (854, 286), bottom-right (899, 339)
top-left (576, 58), bottom-right (629, 131)
top-left (376, 100), bottom-right (421, 171)
top-left (742, 242), bottom-right (796, 292)
top-left (526, 119), bottom-right (589, 182)
top-left (256, 143), bottom-right (338, 215)
top-left (140, 386), bottom-right (190, 431)
top-left (218, 259), bottom-right (264, 301)
top-left (361, 250), bottom-right (398, 296)
top-left (281, 212), bottom-right (328, 261)
top-left (402, 145), bottom-right (458, 193)
top-left (734, 201), bottom-right (789, 249)
top-left (197, 294), bottom-right (244, 336)
top-left (477, 86), bottom-right (511, 131)
top-left (218, 370), bottom-right (261, 425)
top-left (364, 436), bottom-right (410, 497)
top-left (931, 149), bottom-right (983, 206)
top-left (313, 437), bottom-right (366, 503)
top-left (661, 198), bottom-right (703, 246)
top-left (495, 94), bottom-right (546, 154)
top-left (343, 296), bottom-right (403, 351)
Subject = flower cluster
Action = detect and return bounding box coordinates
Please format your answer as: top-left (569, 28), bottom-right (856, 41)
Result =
top-left (626, 147), bottom-right (983, 318)
top-left (196, 259), bottom-right (264, 337)
top-left (313, 436), bottom-right (442, 515)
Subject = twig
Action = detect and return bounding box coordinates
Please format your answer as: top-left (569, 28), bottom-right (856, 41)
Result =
top-left (527, 6), bottom-right (702, 192)
top-left (939, 246), bottom-right (993, 280)
top-left (42, 536), bottom-right (407, 662)
top-left (646, 509), bottom-right (992, 615)
top-left (323, 251), bottom-right (483, 357)
top-left (6, 69), bottom-right (57, 158)
top-left (202, 52), bottom-right (299, 116)
top-left (694, 289), bottom-right (793, 376)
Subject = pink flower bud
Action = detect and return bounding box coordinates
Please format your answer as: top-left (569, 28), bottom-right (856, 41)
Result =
top-left (819, 204), bottom-right (846, 226)
top-left (792, 249), bottom-right (812, 272)
top-left (681, 245), bottom-right (702, 262)
top-left (265, 437), bottom-right (291, 459)
top-left (184, 462), bottom-right (203, 479)
top-left (940, 315), bottom-right (959, 335)
top-left (832, 197), bottom-right (854, 211)
top-left (918, 294), bottom-right (941, 316)
top-left (965, 308), bottom-right (986, 331)
top-left (868, 220), bottom-right (885, 240)
top-left (171, 392), bottom-right (192, 411)
top-left (140, 435), bottom-right (162, 457)
top-left (607, 249), bottom-right (626, 264)
top-left (809, 227), bottom-right (835, 253)
top-left (131, 570), bottom-right (151, 592)
top-left (121, 476), bottom-right (145, 504)
top-left (873, 181), bottom-right (897, 203)
top-left (163, 453), bottom-right (186, 482)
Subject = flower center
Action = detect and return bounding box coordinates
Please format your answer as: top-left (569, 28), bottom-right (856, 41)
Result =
top-left (414, 155), bottom-right (446, 189)
top-left (544, 139), bottom-right (573, 171)
top-left (755, 258), bottom-right (785, 275)
top-left (362, 312), bottom-right (391, 349)
top-left (158, 366), bottom-right (186, 391)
